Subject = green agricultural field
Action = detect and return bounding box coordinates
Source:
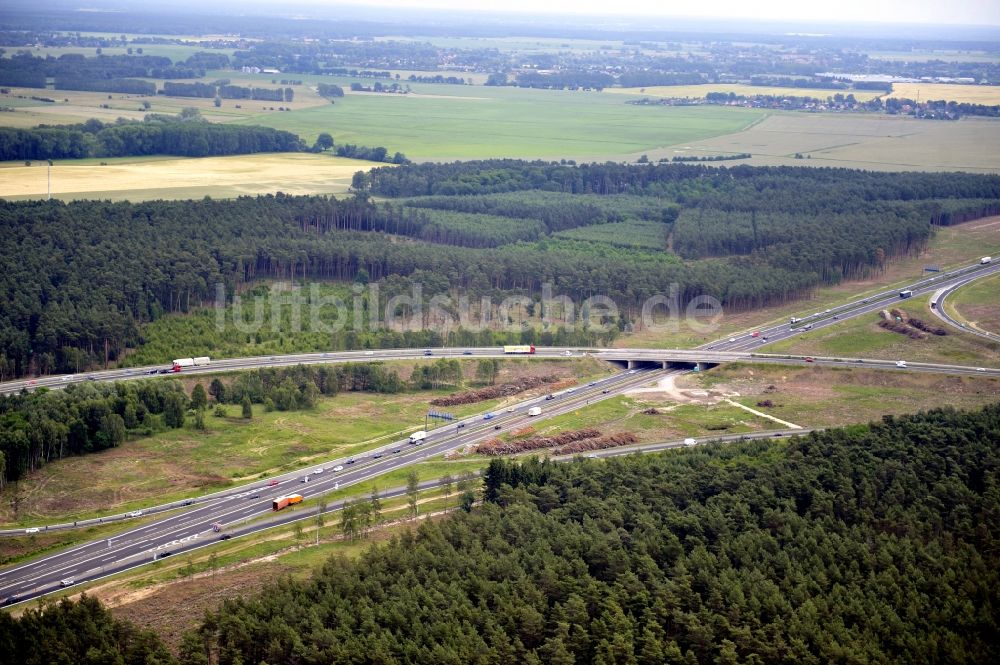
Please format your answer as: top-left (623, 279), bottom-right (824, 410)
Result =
top-left (947, 271), bottom-right (1000, 335)
top-left (231, 78), bottom-right (766, 161)
top-left (554, 220), bottom-right (669, 249)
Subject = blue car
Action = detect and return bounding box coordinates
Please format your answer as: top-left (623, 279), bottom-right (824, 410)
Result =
top-left (483, 413), bottom-right (494, 420)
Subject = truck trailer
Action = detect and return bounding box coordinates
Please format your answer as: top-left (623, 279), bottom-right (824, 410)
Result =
top-left (898, 290), bottom-right (913, 299)
top-left (503, 345), bottom-right (536, 354)
top-left (982, 256), bottom-right (993, 265)
top-left (409, 430), bottom-right (427, 444)
top-left (272, 494), bottom-right (303, 511)
top-left (171, 356), bottom-right (210, 371)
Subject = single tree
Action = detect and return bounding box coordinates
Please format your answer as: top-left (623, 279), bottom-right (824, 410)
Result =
top-left (191, 383), bottom-right (208, 410)
top-left (406, 470), bottom-right (419, 517)
top-left (241, 396), bottom-right (253, 419)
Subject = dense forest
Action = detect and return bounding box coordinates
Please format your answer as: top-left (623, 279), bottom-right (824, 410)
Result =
top-left (0, 594), bottom-right (173, 665)
top-left (3, 161), bottom-right (1000, 378)
top-left (0, 112), bottom-right (304, 160)
top-left (5, 403), bottom-right (989, 663)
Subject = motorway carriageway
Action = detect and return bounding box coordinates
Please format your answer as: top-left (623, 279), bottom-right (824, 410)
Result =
top-left (0, 366), bottom-right (670, 606)
top-left (707, 258), bottom-right (1000, 352)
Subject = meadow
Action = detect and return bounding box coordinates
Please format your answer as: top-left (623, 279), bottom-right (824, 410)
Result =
top-left (653, 112), bottom-right (1000, 172)
top-left (947, 270), bottom-right (1000, 335)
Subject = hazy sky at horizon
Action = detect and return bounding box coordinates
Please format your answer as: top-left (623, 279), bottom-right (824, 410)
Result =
top-left (317, 0), bottom-right (1000, 26)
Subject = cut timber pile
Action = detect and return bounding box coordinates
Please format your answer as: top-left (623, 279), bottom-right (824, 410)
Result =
top-left (430, 376), bottom-right (559, 406)
top-left (553, 432), bottom-right (638, 455)
top-left (474, 428), bottom-right (601, 456)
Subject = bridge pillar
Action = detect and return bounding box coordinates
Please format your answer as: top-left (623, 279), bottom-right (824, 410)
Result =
top-left (627, 360), bottom-right (636, 370)
top-left (662, 361), bottom-right (669, 370)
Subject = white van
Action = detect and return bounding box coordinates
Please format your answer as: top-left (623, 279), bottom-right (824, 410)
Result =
top-left (527, 407), bottom-right (542, 417)
top-left (683, 438), bottom-right (697, 446)
top-left (409, 431), bottom-right (427, 445)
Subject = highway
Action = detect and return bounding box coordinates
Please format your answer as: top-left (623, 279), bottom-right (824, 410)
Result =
top-left (1, 258), bottom-right (998, 606)
top-left (704, 258), bottom-right (1000, 353)
top-left (0, 366), bottom-right (671, 606)
top-left (929, 277), bottom-right (999, 341)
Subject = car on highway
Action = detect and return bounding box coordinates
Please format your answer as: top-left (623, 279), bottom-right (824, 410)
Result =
top-left (146, 369), bottom-right (159, 375)
top-left (506, 406), bottom-right (515, 412)
top-left (301, 476), bottom-right (310, 483)
top-left (587, 454), bottom-right (598, 458)
top-left (268, 479), bottom-right (280, 486)
top-left (456, 422), bottom-right (466, 429)
top-left (3, 594), bottom-right (22, 605)
top-left (346, 459), bottom-right (356, 464)
top-left (393, 448), bottom-right (401, 454)
top-left (364, 350), bottom-right (374, 356)
top-left (493, 424), bottom-right (501, 430)
top-left (333, 465), bottom-right (344, 472)
top-left (423, 349), bottom-right (433, 356)
top-left (126, 510), bottom-right (143, 517)
top-left (60, 579), bottom-right (74, 587)
top-left (313, 467), bottom-right (324, 474)
top-left (977, 367), bottom-right (987, 372)
top-left (824, 309), bottom-right (831, 313)
top-left (483, 412), bottom-right (495, 420)
top-left (545, 394), bottom-right (555, 400)
top-left (563, 350), bottom-right (573, 356)
top-left (602, 389), bottom-right (609, 394)
top-left (728, 337), bottom-right (736, 342)
top-left (372, 452), bottom-right (383, 459)
top-left (25, 527), bottom-right (39, 534)
top-left (683, 438), bottom-right (697, 446)
top-left (250, 493), bottom-right (260, 499)
top-left (895, 360), bottom-right (907, 368)
top-left (751, 331), bottom-right (760, 338)
top-left (463, 350), bottom-right (473, 355)
top-left (183, 500), bottom-right (193, 506)
top-left (159, 551), bottom-right (173, 558)
top-left (588, 381), bottom-right (597, 386)
top-left (220, 534), bottom-right (232, 540)
top-left (804, 357), bottom-right (815, 363)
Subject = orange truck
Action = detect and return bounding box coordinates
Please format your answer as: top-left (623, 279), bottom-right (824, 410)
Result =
top-left (272, 494), bottom-right (303, 511)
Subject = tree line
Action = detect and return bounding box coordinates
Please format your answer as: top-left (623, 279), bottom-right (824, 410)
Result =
top-left (0, 111), bottom-right (304, 161)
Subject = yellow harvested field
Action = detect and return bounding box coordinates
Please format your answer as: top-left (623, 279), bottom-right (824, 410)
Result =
top-left (0, 153), bottom-right (383, 201)
top-left (887, 83), bottom-right (1000, 105)
top-left (606, 84), bottom-right (883, 102)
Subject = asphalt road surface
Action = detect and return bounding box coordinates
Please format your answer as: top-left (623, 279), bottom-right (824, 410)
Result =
top-left (0, 366), bottom-right (670, 605)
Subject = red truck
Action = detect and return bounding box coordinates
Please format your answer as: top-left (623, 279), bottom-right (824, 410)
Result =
top-left (272, 494), bottom-right (303, 511)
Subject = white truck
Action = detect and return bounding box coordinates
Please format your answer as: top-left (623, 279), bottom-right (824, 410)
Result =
top-left (409, 430), bottom-right (427, 445)
top-left (171, 356), bottom-right (210, 371)
top-left (527, 407), bottom-right (542, 417)
top-left (981, 256), bottom-right (993, 265)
